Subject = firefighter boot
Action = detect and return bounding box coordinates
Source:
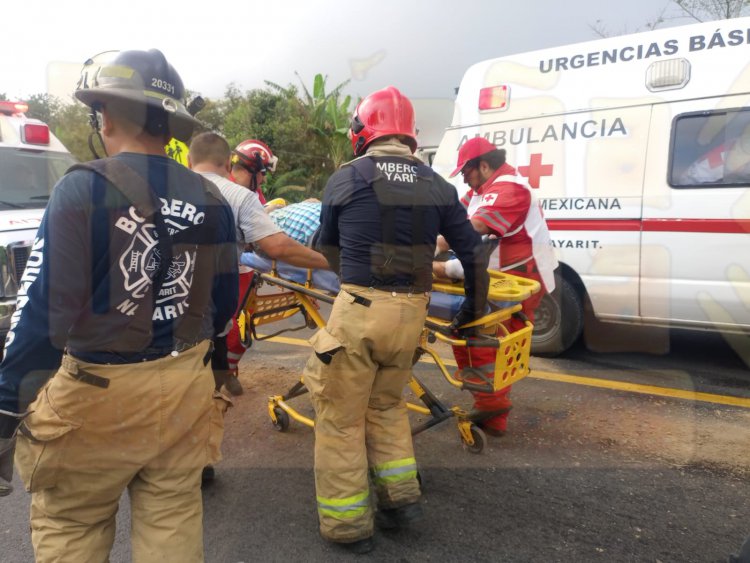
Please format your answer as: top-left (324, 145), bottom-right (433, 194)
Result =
top-left (375, 502), bottom-right (424, 531)
top-left (224, 370), bottom-right (243, 396)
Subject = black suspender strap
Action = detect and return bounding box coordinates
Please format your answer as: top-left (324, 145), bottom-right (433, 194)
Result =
top-left (68, 159), bottom-right (222, 348)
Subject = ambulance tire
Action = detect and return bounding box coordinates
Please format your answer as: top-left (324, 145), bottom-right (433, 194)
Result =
top-left (531, 275), bottom-right (583, 357)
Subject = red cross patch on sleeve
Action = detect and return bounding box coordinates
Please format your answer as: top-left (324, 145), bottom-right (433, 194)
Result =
top-left (481, 193), bottom-right (498, 206)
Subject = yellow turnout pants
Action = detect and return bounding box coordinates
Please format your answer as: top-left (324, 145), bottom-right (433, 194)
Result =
top-left (305, 284), bottom-right (429, 542)
top-left (14, 340), bottom-right (225, 563)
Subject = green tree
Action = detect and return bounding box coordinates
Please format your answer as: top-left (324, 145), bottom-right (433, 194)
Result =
top-left (49, 102), bottom-right (93, 162)
top-left (265, 73), bottom-right (355, 197)
top-left (184, 88), bottom-right (227, 135)
top-left (293, 72), bottom-right (353, 170)
top-left (192, 97), bottom-right (227, 135)
top-left (221, 84), bottom-right (315, 200)
top-left (14, 71), bottom-right (356, 194)
top-left (25, 94), bottom-right (62, 124)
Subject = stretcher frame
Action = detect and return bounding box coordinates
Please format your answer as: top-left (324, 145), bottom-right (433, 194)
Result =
top-left (240, 264), bottom-right (539, 454)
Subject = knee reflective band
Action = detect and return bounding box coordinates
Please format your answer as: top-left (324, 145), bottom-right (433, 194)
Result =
top-left (317, 491), bottom-right (370, 520)
top-left (370, 457), bottom-right (418, 486)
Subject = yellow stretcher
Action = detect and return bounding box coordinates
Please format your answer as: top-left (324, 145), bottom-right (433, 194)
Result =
top-left (239, 264), bottom-right (540, 454)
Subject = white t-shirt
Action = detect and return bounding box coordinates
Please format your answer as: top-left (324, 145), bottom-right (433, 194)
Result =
top-left (199, 172), bottom-right (280, 272)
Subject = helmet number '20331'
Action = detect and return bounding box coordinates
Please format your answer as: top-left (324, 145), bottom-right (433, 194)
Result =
top-left (151, 78), bottom-right (175, 95)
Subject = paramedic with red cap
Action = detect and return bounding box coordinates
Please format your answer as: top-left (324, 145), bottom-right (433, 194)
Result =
top-left (437, 136), bottom-right (557, 436)
top-left (306, 86), bottom-right (489, 554)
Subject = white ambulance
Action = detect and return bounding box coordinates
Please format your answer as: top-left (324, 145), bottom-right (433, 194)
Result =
top-left (432, 18), bottom-right (750, 355)
top-left (0, 100), bottom-right (75, 343)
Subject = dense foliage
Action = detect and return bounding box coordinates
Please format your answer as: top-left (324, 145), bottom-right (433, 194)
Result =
top-left (4, 74), bottom-right (355, 202)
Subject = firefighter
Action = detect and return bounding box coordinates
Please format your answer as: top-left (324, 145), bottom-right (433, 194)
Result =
top-left (306, 86), bottom-right (489, 554)
top-left (221, 138), bottom-right (279, 384)
top-left (436, 136), bottom-right (557, 436)
top-left (188, 132), bottom-right (328, 396)
top-left (0, 49), bottom-right (238, 561)
top-left (231, 138), bottom-right (277, 205)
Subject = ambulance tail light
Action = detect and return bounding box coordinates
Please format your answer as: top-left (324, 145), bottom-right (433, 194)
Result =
top-left (0, 101), bottom-right (29, 116)
top-left (478, 85), bottom-right (509, 111)
top-left (646, 58), bottom-right (691, 92)
top-left (22, 123), bottom-right (50, 145)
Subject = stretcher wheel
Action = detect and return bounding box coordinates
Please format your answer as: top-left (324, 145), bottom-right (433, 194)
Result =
top-left (304, 311), bottom-right (318, 330)
top-left (272, 406), bottom-right (290, 432)
top-left (463, 425), bottom-right (486, 454)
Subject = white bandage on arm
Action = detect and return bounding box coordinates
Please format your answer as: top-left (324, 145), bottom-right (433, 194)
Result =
top-left (444, 258), bottom-right (465, 280)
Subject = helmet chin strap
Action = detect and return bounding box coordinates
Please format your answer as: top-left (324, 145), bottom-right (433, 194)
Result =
top-left (355, 136), bottom-right (366, 156)
top-left (249, 152), bottom-right (265, 192)
top-left (87, 108), bottom-right (108, 160)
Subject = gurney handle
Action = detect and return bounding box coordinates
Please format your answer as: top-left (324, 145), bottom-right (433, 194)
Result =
top-left (427, 322), bottom-right (501, 349)
top-left (258, 273), bottom-right (336, 305)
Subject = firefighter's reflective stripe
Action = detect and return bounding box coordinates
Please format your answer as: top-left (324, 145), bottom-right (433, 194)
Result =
top-left (316, 491), bottom-right (370, 519)
top-left (370, 457), bottom-right (418, 486)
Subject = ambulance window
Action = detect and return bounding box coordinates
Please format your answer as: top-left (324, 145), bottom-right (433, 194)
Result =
top-left (0, 149), bottom-right (75, 208)
top-left (670, 109), bottom-right (750, 188)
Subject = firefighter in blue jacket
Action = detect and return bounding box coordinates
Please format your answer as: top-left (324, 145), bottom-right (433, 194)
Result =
top-left (0, 49), bottom-right (238, 562)
top-left (305, 86), bottom-right (489, 554)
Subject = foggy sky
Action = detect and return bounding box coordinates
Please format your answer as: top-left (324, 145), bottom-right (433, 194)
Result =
top-left (2, 0), bottom-right (702, 105)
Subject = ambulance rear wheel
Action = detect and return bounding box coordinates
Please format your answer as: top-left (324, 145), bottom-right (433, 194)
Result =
top-left (531, 274), bottom-right (583, 357)
top-left (272, 407), bottom-right (290, 432)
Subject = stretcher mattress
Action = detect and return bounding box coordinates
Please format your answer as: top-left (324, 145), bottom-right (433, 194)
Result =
top-left (240, 252), bottom-right (517, 321)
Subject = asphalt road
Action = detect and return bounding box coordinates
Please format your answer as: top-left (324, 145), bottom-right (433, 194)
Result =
top-left (1, 325), bottom-right (749, 562)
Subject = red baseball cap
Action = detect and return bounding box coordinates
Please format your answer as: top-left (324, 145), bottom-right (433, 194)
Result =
top-left (449, 137), bottom-right (497, 177)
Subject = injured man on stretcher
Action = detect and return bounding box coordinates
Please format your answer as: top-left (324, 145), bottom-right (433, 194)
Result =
top-left (240, 235), bottom-right (512, 323)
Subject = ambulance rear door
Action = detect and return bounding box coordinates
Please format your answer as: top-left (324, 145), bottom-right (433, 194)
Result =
top-left (641, 99), bottom-right (750, 332)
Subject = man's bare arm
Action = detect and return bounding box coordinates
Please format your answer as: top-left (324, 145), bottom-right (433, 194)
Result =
top-left (256, 232), bottom-right (330, 270)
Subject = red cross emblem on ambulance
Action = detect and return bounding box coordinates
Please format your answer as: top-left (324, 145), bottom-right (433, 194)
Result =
top-left (518, 153), bottom-right (554, 189)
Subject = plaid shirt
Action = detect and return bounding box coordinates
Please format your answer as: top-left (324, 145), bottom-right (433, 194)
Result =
top-left (268, 201), bottom-right (322, 245)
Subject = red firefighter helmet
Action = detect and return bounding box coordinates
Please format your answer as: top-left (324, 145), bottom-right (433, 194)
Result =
top-left (231, 139), bottom-right (278, 173)
top-left (350, 86), bottom-right (417, 156)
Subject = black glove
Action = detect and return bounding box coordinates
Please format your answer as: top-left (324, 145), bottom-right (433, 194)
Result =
top-left (434, 249), bottom-right (456, 263)
top-left (449, 307), bottom-right (479, 337)
top-left (0, 436), bottom-right (15, 496)
top-left (0, 412), bottom-right (22, 496)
